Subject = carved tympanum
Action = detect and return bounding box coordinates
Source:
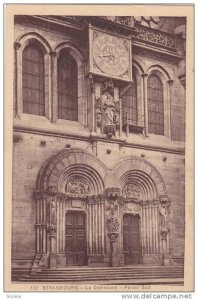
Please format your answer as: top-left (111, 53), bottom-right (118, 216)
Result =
top-left (122, 183), bottom-right (141, 199)
top-left (65, 176), bottom-right (89, 196)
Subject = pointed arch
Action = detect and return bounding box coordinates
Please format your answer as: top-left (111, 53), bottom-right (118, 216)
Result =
top-left (15, 32), bottom-right (52, 53)
top-left (54, 41), bottom-right (85, 66)
top-left (146, 64), bottom-right (171, 81)
top-left (146, 65), bottom-right (172, 137)
top-left (14, 33), bottom-right (51, 118)
top-left (133, 59), bottom-right (145, 75)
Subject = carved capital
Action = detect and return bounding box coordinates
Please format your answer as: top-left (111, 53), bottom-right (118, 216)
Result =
top-left (141, 73), bottom-right (148, 79)
top-left (48, 186), bottom-right (58, 196)
top-left (167, 79), bottom-right (174, 86)
top-left (49, 51), bottom-right (57, 58)
top-left (34, 190), bottom-right (44, 200)
top-left (159, 195), bottom-right (171, 205)
top-left (14, 42), bottom-right (21, 51)
top-left (47, 225), bottom-right (57, 236)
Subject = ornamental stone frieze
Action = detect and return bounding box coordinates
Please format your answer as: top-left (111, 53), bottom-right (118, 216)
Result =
top-left (97, 16), bottom-right (134, 28)
top-left (134, 24), bottom-right (185, 54)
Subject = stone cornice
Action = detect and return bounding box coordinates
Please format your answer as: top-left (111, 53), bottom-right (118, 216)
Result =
top-left (13, 125), bottom-right (185, 155)
top-left (15, 15), bottom-right (185, 59)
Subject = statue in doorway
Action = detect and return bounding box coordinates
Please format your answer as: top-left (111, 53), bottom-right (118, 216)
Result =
top-left (50, 198), bottom-right (56, 226)
top-left (159, 203), bottom-right (168, 231)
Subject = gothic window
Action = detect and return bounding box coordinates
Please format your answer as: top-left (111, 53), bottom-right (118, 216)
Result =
top-left (58, 51), bottom-right (78, 121)
top-left (122, 74), bottom-right (138, 125)
top-left (22, 45), bottom-right (45, 116)
top-left (148, 74), bottom-right (164, 135)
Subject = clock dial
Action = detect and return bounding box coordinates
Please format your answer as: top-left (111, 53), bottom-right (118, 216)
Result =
top-left (93, 33), bottom-right (129, 77)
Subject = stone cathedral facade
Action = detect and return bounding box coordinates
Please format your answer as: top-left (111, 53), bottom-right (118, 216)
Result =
top-left (12, 15), bottom-right (186, 273)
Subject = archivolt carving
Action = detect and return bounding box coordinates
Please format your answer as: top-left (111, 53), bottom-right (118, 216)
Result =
top-left (36, 149), bottom-right (106, 196)
top-left (113, 157), bottom-right (167, 199)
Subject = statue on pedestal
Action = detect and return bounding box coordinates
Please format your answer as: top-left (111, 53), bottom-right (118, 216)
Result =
top-left (96, 80), bottom-right (120, 138)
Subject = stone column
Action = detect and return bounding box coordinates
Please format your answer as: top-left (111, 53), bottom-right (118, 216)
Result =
top-left (101, 198), bottom-right (105, 255)
top-left (119, 97), bottom-right (123, 137)
top-left (32, 190), bottom-right (48, 271)
top-left (142, 204), bottom-right (146, 254)
top-left (141, 73), bottom-right (148, 137)
top-left (49, 51), bottom-right (57, 122)
top-left (34, 190), bottom-right (42, 255)
top-left (14, 42), bottom-right (22, 118)
top-left (89, 74), bottom-right (96, 135)
top-left (155, 203), bottom-right (159, 253)
top-left (42, 194), bottom-right (47, 254)
top-left (167, 80), bottom-right (174, 140)
top-left (88, 201), bottom-right (92, 255)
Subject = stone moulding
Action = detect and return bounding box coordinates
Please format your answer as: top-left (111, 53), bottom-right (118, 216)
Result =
top-left (13, 125), bottom-right (185, 155)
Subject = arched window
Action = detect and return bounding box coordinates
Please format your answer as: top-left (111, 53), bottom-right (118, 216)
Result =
top-left (148, 75), bottom-right (164, 135)
top-left (122, 73), bottom-right (137, 125)
top-left (22, 44), bottom-right (45, 116)
top-left (57, 51), bottom-right (78, 121)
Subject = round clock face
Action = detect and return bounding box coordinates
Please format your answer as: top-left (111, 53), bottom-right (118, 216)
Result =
top-left (93, 34), bottom-right (129, 77)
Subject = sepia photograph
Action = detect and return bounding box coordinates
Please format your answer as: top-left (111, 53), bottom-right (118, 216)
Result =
top-left (4, 4), bottom-right (194, 293)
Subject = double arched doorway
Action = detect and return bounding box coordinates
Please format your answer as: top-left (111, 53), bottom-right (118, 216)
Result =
top-left (32, 149), bottom-right (170, 271)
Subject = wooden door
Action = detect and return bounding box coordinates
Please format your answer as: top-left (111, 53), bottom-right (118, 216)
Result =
top-left (123, 214), bottom-right (140, 265)
top-left (65, 211), bottom-right (87, 266)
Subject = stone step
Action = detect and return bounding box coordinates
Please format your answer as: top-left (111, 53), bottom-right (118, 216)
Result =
top-left (41, 265), bottom-right (184, 271)
top-left (15, 271), bottom-right (184, 281)
top-left (12, 268), bottom-right (184, 276)
top-left (20, 275), bottom-right (183, 281)
top-left (12, 265), bottom-right (184, 284)
top-left (15, 277), bottom-right (184, 285)
top-left (36, 268), bottom-right (184, 274)
top-left (34, 271), bottom-right (183, 277)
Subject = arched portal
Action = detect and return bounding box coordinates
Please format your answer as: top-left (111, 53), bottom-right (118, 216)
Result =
top-left (32, 151), bottom-right (170, 270)
top-left (111, 157), bottom-right (170, 266)
top-left (33, 149), bottom-right (107, 270)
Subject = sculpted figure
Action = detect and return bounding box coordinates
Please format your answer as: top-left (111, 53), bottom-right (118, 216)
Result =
top-left (159, 203), bottom-right (168, 231)
top-left (50, 198), bottom-right (56, 225)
